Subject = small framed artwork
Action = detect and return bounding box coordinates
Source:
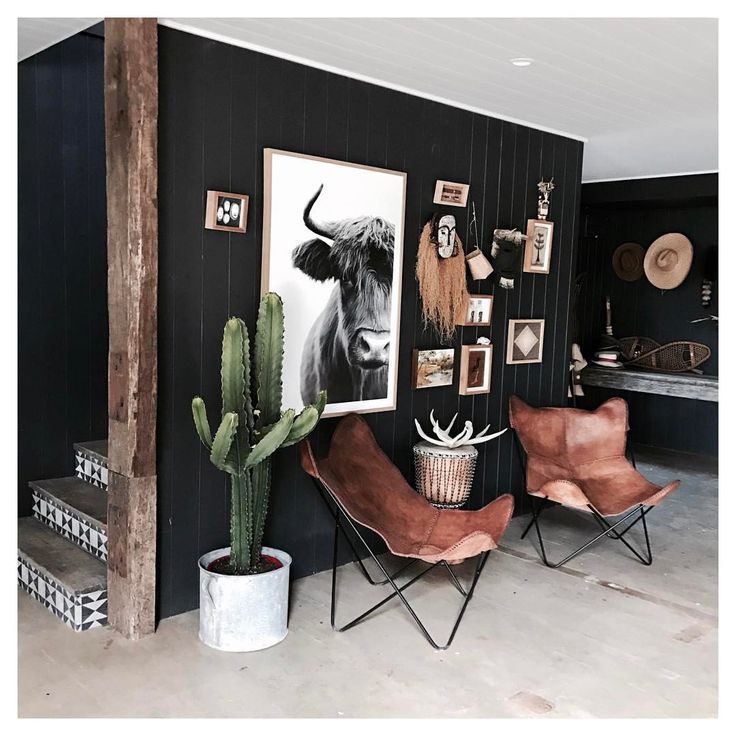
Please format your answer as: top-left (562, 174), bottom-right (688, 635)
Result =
top-left (205, 190), bottom-right (249, 233)
top-left (433, 180), bottom-right (470, 208)
top-left (459, 345), bottom-right (492, 395)
top-left (412, 348), bottom-right (455, 389)
top-left (506, 319), bottom-right (545, 365)
top-left (458, 294), bottom-right (494, 327)
top-left (523, 219), bottom-right (554, 274)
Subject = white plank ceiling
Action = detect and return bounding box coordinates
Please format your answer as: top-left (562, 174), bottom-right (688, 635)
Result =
top-left (18, 17), bottom-right (718, 182)
top-left (17, 18), bottom-right (101, 62)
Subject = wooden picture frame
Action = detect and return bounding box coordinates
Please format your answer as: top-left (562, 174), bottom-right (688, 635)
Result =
top-left (457, 294), bottom-right (494, 327)
top-left (205, 190), bottom-right (249, 233)
top-left (523, 219), bottom-right (554, 274)
top-left (459, 345), bottom-right (492, 395)
top-left (261, 148), bottom-right (407, 417)
top-left (412, 348), bottom-right (455, 390)
top-left (506, 319), bottom-right (545, 364)
top-left (433, 180), bottom-right (469, 208)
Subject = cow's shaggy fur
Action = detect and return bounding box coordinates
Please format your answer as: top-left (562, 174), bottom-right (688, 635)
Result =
top-left (292, 208), bottom-right (396, 405)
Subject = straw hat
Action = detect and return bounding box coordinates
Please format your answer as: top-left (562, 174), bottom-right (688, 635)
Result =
top-left (612, 242), bottom-right (645, 281)
top-left (644, 233), bottom-right (693, 290)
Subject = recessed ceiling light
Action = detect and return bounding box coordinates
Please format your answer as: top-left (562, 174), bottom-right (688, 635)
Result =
top-left (510, 58), bottom-right (534, 67)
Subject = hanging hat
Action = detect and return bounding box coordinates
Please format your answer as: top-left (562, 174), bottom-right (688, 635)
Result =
top-left (644, 233), bottom-right (693, 290)
top-left (612, 242), bottom-right (645, 281)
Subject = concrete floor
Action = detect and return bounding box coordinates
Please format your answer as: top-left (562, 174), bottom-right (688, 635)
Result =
top-left (18, 446), bottom-right (717, 718)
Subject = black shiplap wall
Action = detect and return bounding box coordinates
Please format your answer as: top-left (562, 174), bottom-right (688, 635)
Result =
top-left (18, 32), bottom-right (108, 515)
top-left (575, 175), bottom-right (717, 455)
top-left (157, 27), bottom-right (583, 618)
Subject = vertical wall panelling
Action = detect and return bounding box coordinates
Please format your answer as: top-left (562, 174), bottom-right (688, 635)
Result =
top-left (575, 174), bottom-right (717, 455)
top-left (157, 27), bottom-right (584, 618)
top-left (18, 32), bottom-right (108, 516)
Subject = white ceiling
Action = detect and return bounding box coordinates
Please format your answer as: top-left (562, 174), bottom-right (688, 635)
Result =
top-left (17, 18), bottom-right (101, 61)
top-left (18, 17), bottom-right (718, 182)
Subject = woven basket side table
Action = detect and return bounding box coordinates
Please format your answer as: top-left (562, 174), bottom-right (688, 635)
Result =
top-left (413, 441), bottom-right (478, 509)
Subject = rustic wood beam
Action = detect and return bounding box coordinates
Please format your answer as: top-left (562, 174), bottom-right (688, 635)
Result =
top-left (580, 366), bottom-right (718, 402)
top-left (104, 17), bottom-right (158, 639)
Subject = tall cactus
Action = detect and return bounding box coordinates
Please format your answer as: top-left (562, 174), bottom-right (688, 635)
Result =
top-left (192, 293), bottom-right (326, 574)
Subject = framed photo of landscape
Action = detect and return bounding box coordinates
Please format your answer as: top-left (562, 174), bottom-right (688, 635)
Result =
top-left (412, 348), bottom-right (455, 390)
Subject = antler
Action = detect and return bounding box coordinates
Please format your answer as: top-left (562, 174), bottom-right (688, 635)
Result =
top-left (415, 412), bottom-right (507, 448)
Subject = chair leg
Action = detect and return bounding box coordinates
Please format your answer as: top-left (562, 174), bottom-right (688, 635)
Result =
top-left (440, 560), bottom-right (468, 596)
top-left (589, 505), bottom-right (653, 565)
top-left (527, 503), bottom-right (647, 569)
top-left (328, 502), bottom-right (492, 650)
top-left (521, 496), bottom-right (551, 540)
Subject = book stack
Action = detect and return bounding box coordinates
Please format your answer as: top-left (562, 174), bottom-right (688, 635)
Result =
top-left (591, 350), bottom-right (623, 368)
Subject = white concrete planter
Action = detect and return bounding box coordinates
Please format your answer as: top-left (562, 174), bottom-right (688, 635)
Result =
top-left (198, 546), bottom-right (292, 652)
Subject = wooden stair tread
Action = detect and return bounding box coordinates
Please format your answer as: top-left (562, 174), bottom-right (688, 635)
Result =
top-left (29, 477), bottom-right (107, 526)
top-left (73, 439), bottom-right (108, 463)
top-left (18, 517), bottom-right (107, 595)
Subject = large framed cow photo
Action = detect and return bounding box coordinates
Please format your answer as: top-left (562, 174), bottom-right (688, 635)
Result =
top-left (262, 149), bottom-right (407, 418)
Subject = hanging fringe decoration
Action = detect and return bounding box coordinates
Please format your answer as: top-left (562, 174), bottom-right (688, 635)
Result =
top-left (416, 220), bottom-right (468, 342)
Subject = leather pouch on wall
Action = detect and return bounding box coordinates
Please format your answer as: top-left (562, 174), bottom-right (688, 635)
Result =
top-left (465, 248), bottom-right (493, 280)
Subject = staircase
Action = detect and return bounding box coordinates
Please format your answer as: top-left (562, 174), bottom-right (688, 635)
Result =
top-left (18, 441), bottom-right (109, 631)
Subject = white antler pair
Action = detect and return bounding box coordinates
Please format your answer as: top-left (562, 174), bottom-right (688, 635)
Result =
top-left (414, 410), bottom-right (507, 449)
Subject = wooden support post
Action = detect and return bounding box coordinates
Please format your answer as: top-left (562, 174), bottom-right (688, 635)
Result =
top-left (104, 18), bottom-right (158, 639)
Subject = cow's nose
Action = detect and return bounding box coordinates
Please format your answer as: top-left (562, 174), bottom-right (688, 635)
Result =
top-left (355, 329), bottom-right (390, 367)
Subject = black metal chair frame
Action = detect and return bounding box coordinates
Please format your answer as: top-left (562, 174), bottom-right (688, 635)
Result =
top-left (513, 434), bottom-right (654, 568)
top-left (310, 477), bottom-right (491, 650)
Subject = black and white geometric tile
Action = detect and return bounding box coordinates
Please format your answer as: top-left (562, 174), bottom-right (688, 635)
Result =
top-left (17, 554), bottom-right (107, 631)
top-left (75, 449), bottom-right (108, 491)
top-left (31, 492), bottom-right (108, 561)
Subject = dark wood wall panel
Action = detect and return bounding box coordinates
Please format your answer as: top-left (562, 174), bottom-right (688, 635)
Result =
top-left (18, 32), bottom-right (108, 515)
top-left (157, 27), bottom-right (583, 619)
top-left (575, 175), bottom-right (717, 456)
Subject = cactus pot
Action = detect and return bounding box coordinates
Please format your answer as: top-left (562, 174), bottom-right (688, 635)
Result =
top-left (198, 546), bottom-right (292, 652)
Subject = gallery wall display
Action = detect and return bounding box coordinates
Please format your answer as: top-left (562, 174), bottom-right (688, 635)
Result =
top-left (458, 344), bottom-right (493, 395)
top-left (261, 149), bottom-right (407, 417)
top-left (507, 319), bottom-right (545, 365)
top-left (458, 294), bottom-right (494, 327)
top-left (412, 348), bottom-right (455, 390)
top-left (205, 190), bottom-right (249, 233)
top-left (433, 180), bottom-right (470, 208)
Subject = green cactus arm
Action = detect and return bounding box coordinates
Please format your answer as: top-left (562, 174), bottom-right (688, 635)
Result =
top-left (238, 318), bottom-right (255, 435)
top-left (281, 391), bottom-right (327, 447)
top-left (314, 389), bottom-right (327, 415)
top-left (254, 293), bottom-right (284, 427)
top-left (250, 459), bottom-right (272, 569)
top-left (245, 409), bottom-right (295, 468)
top-left (210, 412), bottom-right (239, 471)
top-left (191, 397), bottom-right (213, 450)
top-left (221, 318), bottom-right (247, 419)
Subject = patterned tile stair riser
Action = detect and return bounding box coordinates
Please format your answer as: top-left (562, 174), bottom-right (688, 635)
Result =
top-left (31, 491), bottom-right (108, 562)
top-left (17, 554), bottom-right (107, 631)
top-left (74, 448), bottom-right (108, 490)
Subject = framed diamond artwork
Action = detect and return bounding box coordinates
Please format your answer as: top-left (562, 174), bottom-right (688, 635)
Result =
top-left (506, 319), bottom-right (545, 365)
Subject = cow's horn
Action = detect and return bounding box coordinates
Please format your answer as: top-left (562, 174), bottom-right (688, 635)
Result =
top-left (303, 184), bottom-right (338, 240)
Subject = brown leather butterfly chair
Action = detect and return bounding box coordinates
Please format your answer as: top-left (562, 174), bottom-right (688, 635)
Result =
top-left (509, 396), bottom-right (679, 568)
top-left (300, 414), bottom-right (514, 650)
